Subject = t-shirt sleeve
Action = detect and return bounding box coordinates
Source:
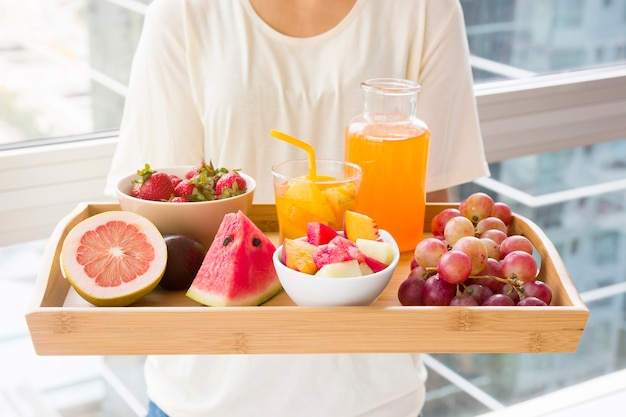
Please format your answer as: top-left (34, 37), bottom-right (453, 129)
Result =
top-left (414, 0), bottom-right (490, 193)
top-left (105, 1), bottom-right (204, 196)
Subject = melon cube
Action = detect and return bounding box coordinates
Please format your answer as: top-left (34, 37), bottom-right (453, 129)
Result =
top-left (359, 262), bottom-right (375, 276)
top-left (343, 210), bottom-right (380, 242)
top-left (356, 239), bottom-right (395, 265)
top-left (283, 238), bottom-right (318, 275)
top-left (315, 259), bottom-right (362, 278)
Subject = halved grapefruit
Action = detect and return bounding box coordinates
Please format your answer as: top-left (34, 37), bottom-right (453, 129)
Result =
top-left (60, 211), bottom-right (167, 306)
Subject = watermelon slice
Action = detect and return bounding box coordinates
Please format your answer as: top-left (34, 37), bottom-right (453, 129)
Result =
top-left (187, 210), bottom-right (282, 306)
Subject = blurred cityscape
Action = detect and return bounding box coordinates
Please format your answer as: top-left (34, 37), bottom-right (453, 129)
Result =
top-left (1, 0), bottom-right (625, 416)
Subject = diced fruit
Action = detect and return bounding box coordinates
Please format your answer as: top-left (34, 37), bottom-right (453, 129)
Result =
top-left (315, 259), bottom-right (362, 278)
top-left (283, 238), bottom-right (318, 275)
top-left (284, 181), bottom-right (336, 224)
top-left (359, 262), bottom-right (375, 276)
top-left (306, 222), bottom-right (339, 246)
top-left (343, 210), bottom-right (379, 242)
top-left (312, 235), bottom-right (364, 270)
top-left (356, 239), bottom-right (395, 265)
top-left (361, 255), bottom-right (388, 273)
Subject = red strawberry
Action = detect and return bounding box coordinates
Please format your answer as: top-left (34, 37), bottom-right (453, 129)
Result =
top-left (137, 171), bottom-right (175, 201)
top-left (169, 174), bottom-right (183, 187)
top-left (170, 196), bottom-right (189, 203)
top-left (174, 180), bottom-right (195, 198)
top-left (215, 171), bottom-right (247, 199)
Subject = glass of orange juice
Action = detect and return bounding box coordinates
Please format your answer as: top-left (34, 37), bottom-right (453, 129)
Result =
top-left (345, 78), bottom-right (430, 252)
top-left (272, 159), bottom-right (363, 241)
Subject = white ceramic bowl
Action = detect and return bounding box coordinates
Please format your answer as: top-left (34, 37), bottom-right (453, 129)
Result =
top-left (273, 230), bottom-right (400, 306)
top-left (116, 166), bottom-right (255, 249)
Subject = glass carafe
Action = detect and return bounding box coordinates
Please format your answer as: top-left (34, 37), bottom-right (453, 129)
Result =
top-left (345, 78), bottom-right (430, 252)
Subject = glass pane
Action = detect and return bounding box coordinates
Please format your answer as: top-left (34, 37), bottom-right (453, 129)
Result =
top-left (461, 0), bottom-right (626, 82)
top-left (0, 0), bottom-right (146, 146)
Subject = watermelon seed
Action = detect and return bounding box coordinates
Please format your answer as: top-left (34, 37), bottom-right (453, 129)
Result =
top-left (223, 235), bottom-right (234, 246)
top-left (253, 237), bottom-right (261, 247)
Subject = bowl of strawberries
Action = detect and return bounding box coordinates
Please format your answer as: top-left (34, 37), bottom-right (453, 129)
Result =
top-left (116, 162), bottom-right (255, 249)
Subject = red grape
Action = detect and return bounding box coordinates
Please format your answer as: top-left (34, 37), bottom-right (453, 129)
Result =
top-left (480, 229), bottom-right (508, 245)
top-left (521, 280), bottom-right (552, 305)
top-left (460, 192), bottom-right (495, 224)
top-left (482, 294), bottom-right (515, 306)
top-left (450, 294), bottom-right (479, 306)
top-left (431, 208), bottom-right (462, 238)
top-left (497, 283), bottom-right (521, 304)
top-left (437, 250), bottom-right (472, 284)
top-left (480, 237), bottom-right (501, 260)
top-left (463, 283), bottom-right (494, 305)
top-left (444, 216), bottom-right (475, 246)
top-left (398, 270), bottom-right (427, 306)
top-left (501, 250), bottom-right (538, 284)
top-left (493, 202), bottom-right (513, 226)
top-left (452, 236), bottom-right (488, 275)
top-left (517, 296), bottom-right (548, 307)
top-left (475, 216), bottom-right (508, 235)
top-left (414, 237), bottom-right (448, 268)
top-left (500, 235), bottom-right (534, 258)
top-left (423, 275), bottom-right (456, 306)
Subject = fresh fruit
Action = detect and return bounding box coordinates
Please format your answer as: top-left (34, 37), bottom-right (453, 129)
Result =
top-left (431, 208), bottom-right (462, 238)
top-left (501, 250), bottom-right (538, 284)
top-left (397, 269), bottom-right (427, 306)
top-left (215, 171), bottom-right (247, 199)
top-left (134, 164), bottom-right (175, 201)
top-left (315, 259), bottom-right (362, 278)
top-left (306, 222), bottom-right (339, 245)
top-left (355, 238), bottom-right (395, 265)
top-left (443, 216), bottom-right (475, 246)
top-left (128, 161), bottom-right (247, 202)
top-left (312, 235), bottom-right (365, 270)
top-left (413, 237), bottom-right (448, 269)
top-left (159, 234), bottom-right (206, 291)
top-left (398, 192), bottom-right (553, 308)
top-left (186, 210), bottom-right (281, 306)
top-left (60, 211), bottom-right (167, 307)
top-left (283, 238), bottom-right (318, 274)
top-left (437, 250), bottom-right (472, 284)
top-left (361, 255), bottom-right (389, 273)
top-left (459, 192), bottom-right (495, 224)
top-left (343, 210), bottom-right (380, 242)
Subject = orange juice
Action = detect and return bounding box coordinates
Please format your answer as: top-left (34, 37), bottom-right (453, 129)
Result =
top-left (345, 123), bottom-right (430, 251)
top-left (272, 160), bottom-right (362, 241)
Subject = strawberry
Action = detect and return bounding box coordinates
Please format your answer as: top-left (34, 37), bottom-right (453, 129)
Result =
top-left (170, 196), bottom-right (189, 203)
top-left (215, 171), bottom-right (247, 199)
top-left (174, 180), bottom-right (195, 198)
top-left (134, 164), bottom-right (175, 201)
top-left (169, 174), bottom-right (183, 187)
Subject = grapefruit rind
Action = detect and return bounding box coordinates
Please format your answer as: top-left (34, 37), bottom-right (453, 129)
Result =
top-left (60, 211), bottom-right (167, 307)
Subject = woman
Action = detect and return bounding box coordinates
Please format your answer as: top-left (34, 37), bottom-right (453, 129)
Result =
top-left (106, 1), bottom-right (490, 416)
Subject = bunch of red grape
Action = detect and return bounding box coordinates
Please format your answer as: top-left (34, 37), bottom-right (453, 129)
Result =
top-left (398, 192), bottom-right (553, 307)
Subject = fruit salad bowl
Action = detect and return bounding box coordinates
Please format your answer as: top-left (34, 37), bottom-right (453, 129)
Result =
top-left (116, 166), bottom-right (255, 249)
top-left (273, 230), bottom-right (400, 306)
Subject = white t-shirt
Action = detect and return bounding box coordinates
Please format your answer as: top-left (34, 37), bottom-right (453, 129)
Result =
top-left (106, 0), bottom-right (490, 416)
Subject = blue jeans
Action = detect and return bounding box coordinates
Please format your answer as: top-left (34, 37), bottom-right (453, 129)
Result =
top-left (146, 401), bottom-right (169, 417)
top-left (146, 400), bottom-right (423, 417)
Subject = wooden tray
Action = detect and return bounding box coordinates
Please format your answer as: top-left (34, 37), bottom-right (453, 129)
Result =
top-left (25, 203), bottom-right (589, 355)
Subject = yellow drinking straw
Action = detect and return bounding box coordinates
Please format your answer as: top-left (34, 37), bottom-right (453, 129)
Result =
top-left (270, 130), bottom-right (317, 179)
